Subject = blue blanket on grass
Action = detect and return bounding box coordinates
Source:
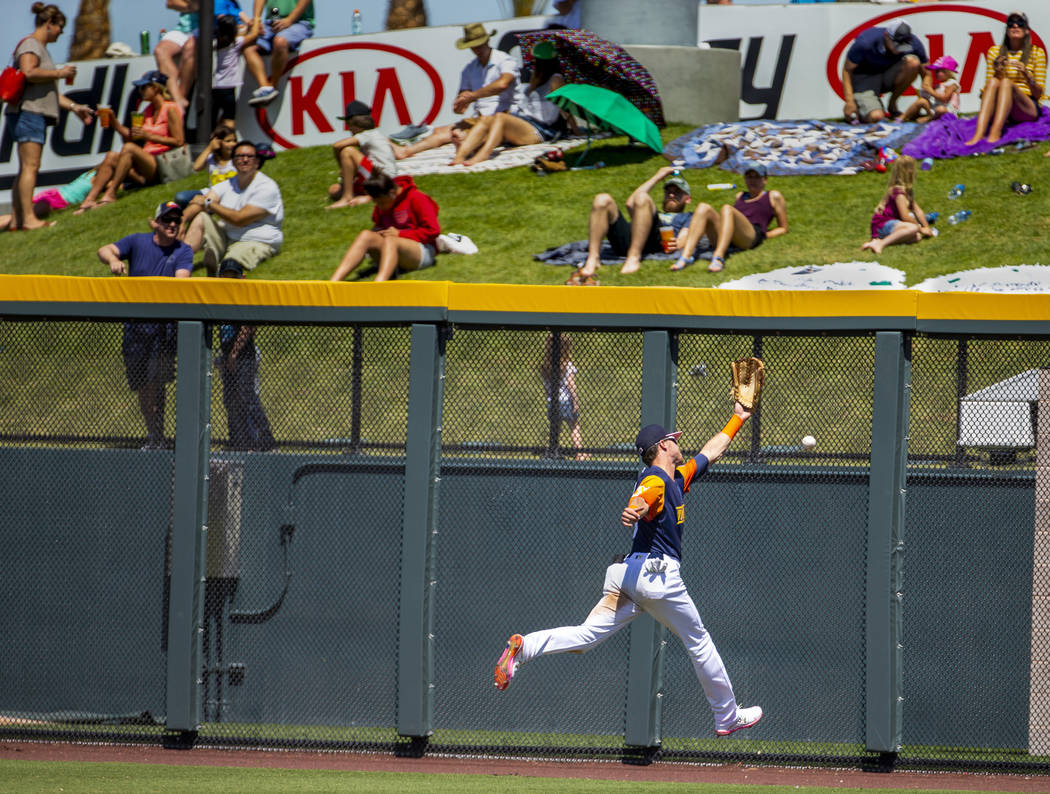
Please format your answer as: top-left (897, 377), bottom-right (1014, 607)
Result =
top-left (664, 119), bottom-right (923, 176)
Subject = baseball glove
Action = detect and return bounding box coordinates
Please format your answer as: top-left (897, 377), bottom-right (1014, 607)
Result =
top-left (730, 357), bottom-right (765, 410)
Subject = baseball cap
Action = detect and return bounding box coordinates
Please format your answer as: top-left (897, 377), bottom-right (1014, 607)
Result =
top-left (336, 99), bottom-right (372, 120)
top-left (664, 175), bottom-right (690, 195)
top-left (743, 163), bottom-right (768, 177)
top-left (928, 55), bottom-right (958, 74)
top-left (635, 424), bottom-right (683, 457)
top-left (154, 200), bottom-right (182, 221)
top-left (132, 69), bottom-right (168, 87)
top-left (885, 20), bottom-right (914, 54)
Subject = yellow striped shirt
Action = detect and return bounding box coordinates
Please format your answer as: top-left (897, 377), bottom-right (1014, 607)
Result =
top-left (984, 44), bottom-right (1046, 99)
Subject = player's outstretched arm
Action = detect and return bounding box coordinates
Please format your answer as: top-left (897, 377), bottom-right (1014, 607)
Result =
top-left (698, 401), bottom-right (751, 464)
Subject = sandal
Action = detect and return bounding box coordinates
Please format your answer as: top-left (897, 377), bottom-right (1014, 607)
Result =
top-left (565, 267), bottom-right (589, 286)
top-left (670, 255), bottom-right (694, 272)
top-left (707, 255), bottom-right (725, 273)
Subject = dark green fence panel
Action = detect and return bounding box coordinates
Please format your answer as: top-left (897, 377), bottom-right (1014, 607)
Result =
top-left (2, 310), bottom-right (1049, 774)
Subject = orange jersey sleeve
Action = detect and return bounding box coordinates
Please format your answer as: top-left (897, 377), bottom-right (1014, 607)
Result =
top-left (677, 457), bottom-right (699, 493)
top-left (629, 475), bottom-right (666, 520)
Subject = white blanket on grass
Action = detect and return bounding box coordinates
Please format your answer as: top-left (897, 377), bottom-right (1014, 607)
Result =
top-left (720, 262), bottom-right (1050, 292)
top-left (394, 135), bottom-right (596, 176)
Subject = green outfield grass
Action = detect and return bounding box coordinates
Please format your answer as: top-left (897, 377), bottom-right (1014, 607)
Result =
top-left (0, 124), bottom-right (1045, 287)
top-left (0, 759), bottom-right (1032, 794)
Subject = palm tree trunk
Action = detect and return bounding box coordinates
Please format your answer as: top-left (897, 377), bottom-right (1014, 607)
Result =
top-left (385, 0), bottom-right (427, 30)
top-left (69, 0), bottom-right (110, 61)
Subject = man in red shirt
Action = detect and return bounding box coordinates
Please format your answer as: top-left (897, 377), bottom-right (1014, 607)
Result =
top-left (329, 173), bottom-right (440, 283)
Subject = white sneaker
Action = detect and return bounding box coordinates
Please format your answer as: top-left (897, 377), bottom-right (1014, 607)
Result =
top-left (436, 233), bottom-right (478, 255)
top-left (249, 86), bottom-right (279, 106)
top-left (716, 705), bottom-right (762, 736)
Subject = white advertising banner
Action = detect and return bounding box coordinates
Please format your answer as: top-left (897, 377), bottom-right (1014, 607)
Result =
top-left (0, 16), bottom-right (549, 205)
top-left (698, 1), bottom-right (1047, 121)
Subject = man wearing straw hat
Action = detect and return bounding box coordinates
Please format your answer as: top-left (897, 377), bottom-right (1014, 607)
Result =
top-left (393, 22), bottom-right (520, 160)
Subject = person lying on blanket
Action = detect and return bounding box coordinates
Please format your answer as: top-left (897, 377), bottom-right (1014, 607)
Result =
top-left (450, 41), bottom-right (572, 167)
top-left (567, 166), bottom-right (692, 283)
top-left (672, 164), bottom-right (788, 274)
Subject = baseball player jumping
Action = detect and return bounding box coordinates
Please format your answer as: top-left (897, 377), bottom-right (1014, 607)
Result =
top-left (493, 399), bottom-right (763, 737)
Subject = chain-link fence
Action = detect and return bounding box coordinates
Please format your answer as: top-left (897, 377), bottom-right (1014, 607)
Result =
top-left (0, 311), bottom-right (1047, 773)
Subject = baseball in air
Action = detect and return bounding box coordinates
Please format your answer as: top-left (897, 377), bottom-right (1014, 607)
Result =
top-left (801, 435), bottom-right (817, 450)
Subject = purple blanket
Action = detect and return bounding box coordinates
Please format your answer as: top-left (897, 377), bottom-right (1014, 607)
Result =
top-left (901, 106), bottom-right (1050, 159)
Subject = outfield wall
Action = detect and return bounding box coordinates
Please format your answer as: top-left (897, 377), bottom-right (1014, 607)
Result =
top-left (0, 277), bottom-right (1048, 771)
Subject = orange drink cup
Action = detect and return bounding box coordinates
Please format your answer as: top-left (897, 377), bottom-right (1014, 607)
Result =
top-left (97, 106), bottom-right (112, 127)
top-left (659, 226), bottom-right (675, 253)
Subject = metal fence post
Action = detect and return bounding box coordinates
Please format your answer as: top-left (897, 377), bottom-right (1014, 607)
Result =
top-left (166, 320), bottom-right (211, 742)
top-left (866, 331), bottom-right (910, 755)
top-left (397, 323), bottom-right (445, 744)
top-left (624, 330), bottom-right (676, 753)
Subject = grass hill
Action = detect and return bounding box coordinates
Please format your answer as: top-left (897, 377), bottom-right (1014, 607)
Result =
top-left (2, 123), bottom-right (1046, 287)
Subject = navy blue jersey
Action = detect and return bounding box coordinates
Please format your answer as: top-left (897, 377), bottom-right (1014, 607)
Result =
top-left (628, 454), bottom-right (709, 561)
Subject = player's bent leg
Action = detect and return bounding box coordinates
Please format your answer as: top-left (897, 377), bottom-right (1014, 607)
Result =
top-left (517, 589), bottom-right (640, 663)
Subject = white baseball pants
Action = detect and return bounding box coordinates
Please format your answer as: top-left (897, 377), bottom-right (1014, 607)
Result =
top-left (518, 551), bottom-right (739, 731)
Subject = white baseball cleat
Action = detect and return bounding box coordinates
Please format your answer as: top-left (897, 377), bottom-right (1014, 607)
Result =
top-left (716, 705), bottom-right (763, 736)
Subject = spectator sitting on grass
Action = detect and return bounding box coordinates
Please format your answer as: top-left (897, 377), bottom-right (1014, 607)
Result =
top-left (450, 40), bottom-right (569, 167)
top-left (174, 122), bottom-right (238, 208)
top-left (96, 201), bottom-right (191, 449)
top-left (180, 140), bottom-right (284, 276)
top-left (567, 165), bottom-right (692, 284)
top-left (74, 70), bottom-right (184, 214)
top-left (329, 172), bottom-right (440, 283)
top-left (861, 155), bottom-right (934, 256)
top-left (326, 100), bottom-right (399, 210)
top-left (392, 23), bottom-right (519, 161)
top-left (673, 164), bottom-right (787, 274)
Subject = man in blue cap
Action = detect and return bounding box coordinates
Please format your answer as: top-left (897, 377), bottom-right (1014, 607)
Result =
top-left (493, 399), bottom-right (763, 738)
top-left (842, 19), bottom-right (928, 123)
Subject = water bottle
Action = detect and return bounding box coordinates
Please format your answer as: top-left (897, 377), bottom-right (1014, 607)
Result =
top-left (946, 209), bottom-right (971, 225)
top-left (707, 182), bottom-right (736, 190)
top-left (920, 157), bottom-right (933, 171)
top-left (926, 211), bottom-right (939, 225)
top-left (352, 9), bottom-right (362, 34)
top-left (947, 183), bottom-right (965, 200)
top-left (270, 6), bottom-right (281, 23)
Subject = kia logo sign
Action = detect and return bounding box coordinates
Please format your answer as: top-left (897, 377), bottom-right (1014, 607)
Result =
top-left (826, 5), bottom-right (1046, 99)
top-left (256, 42), bottom-right (444, 150)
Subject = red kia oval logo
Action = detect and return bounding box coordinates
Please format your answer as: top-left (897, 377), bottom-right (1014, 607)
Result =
top-left (256, 41), bottom-right (444, 150)
top-left (827, 5), bottom-right (1045, 99)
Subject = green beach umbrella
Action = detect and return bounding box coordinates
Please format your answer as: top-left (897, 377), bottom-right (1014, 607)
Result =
top-left (546, 83), bottom-right (663, 159)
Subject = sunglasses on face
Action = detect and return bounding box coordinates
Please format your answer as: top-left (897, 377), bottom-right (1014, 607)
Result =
top-left (1007, 16), bottom-right (1028, 29)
